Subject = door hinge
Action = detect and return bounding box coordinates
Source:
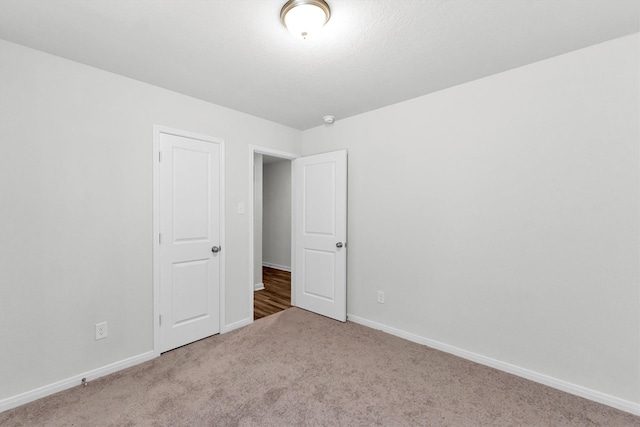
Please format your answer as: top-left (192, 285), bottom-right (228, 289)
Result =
top-left (159, 314), bottom-right (162, 326)
top-left (159, 151), bottom-right (162, 162)
top-left (159, 233), bottom-right (162, 244)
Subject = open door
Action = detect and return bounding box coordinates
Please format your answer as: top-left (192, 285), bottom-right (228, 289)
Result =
top-left (293, 150), bottom-right (347, 322)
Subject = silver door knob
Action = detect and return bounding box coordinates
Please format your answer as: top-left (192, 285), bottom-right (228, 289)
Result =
top-left (336, 242), bottom-right (343, 248)
top-left (211, 246), bottom-right (221, 253)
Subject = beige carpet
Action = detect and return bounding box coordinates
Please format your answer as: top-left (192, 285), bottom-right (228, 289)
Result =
top-left (2, 307), bottom-right (638, 426)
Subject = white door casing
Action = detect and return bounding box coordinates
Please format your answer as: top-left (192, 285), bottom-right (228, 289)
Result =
top-left (293, 150), bottom-right (347, 322)
top-left (155, 127), bottom-right (224, 353)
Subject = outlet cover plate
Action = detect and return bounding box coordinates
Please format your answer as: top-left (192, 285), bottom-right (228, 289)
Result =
top-left (95, 322), bottom-right (108, 340)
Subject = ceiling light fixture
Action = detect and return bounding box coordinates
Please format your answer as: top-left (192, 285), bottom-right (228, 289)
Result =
top-left (280, 0), bottom-right (331, 40)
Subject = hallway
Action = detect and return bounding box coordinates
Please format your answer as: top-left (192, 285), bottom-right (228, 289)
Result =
top-left (254, 267), bottom-right (291, 320)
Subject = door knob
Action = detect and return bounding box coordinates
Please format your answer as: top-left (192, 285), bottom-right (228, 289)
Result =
top-left (336, 242), bottom-right (343, 248)
top-left (211, 246), bottom-right (221, 253)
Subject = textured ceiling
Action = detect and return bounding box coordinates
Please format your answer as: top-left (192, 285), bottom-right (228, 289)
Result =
top-left (0, 0), bottom-right (638, 130)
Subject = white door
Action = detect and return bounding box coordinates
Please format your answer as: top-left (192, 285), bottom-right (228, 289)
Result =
top-left (159, 131), bottom-right (222, 352)
top-left (293, 150), bottom-right (347, 321)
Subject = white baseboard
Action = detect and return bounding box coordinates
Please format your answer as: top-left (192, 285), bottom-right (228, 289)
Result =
top-left (221, 317), bottom-right (252, 334)
top-left (2, 316), bottom-right (255, 413)
top-left (0, 350), bottom-right (155, 413)
top-left (347, 314), bottom-right (640, 416)
top-left (254, 282), bottom-right (265, 291)
top-left (262, 262), bottom-right (291, 272)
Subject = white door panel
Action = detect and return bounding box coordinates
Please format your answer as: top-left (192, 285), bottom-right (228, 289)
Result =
top-left (294, 150), bottom-right (347, 321)
top-left (172, 147), bottom-right (211, 241)
top-left (303, 249), bottom-right (336, 299)
top-left (303, 162), bottom-right (336, 235)
top-left (159, 132), bottom-right (221, 352)
top-left (173, 259), bottom-right (209, 324)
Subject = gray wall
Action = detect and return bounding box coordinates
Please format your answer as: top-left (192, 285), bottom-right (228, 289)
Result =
top-left (302, 34), bottom-right (640, 404)
top-left (2, 31), bottom-right (638, 412)
top-left (0, 40), bottom-right (301, 401)
top-left (262, 160), bottom-right (292, 270)
top-left (253, 154), bottom-right (263, 287)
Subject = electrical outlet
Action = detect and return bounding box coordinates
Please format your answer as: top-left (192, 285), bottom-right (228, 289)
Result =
top-left (377, 291), bottom-right (385, 304)
top-left (95, 322), bottom-right (108, 340)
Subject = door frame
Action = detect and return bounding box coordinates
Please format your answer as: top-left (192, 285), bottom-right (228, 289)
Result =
top-left (248, 145), bottom-right (299, 321)
top-left (152, 125), bottom-right (226, 357)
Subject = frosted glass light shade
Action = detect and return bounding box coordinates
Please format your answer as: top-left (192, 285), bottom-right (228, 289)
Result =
top-left (281, 0), bottom-right (331, 40)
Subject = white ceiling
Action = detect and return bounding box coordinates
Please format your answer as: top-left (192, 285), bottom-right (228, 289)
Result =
top-left (0, 0), bottom-right (638, 130)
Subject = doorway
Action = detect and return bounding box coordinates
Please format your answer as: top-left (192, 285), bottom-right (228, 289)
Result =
top-left (249, 146), bottom-right (298, 321)
top-left (248, 146), bottom-right (348, 323)
top-left (253, 153), bottom-right (294, 320)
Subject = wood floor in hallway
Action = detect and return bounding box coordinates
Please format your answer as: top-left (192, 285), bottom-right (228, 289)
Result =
top-left (254, 267), bottom-right (291, 320)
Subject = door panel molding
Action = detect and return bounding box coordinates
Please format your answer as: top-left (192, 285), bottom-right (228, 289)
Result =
top-left (153, 125), bottom-right (225, 356)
